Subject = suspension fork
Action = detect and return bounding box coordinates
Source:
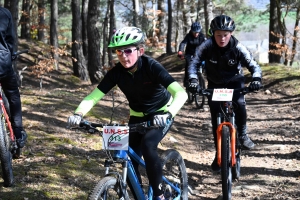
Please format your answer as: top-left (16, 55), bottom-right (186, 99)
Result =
top-left (216, 122), bottom-right (236, 167)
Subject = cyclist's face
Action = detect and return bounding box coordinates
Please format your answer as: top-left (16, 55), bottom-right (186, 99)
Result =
top-left (116, 46), bottom-right (144, 68)
top-left (192, 31), bottom-right (199, 38)
top-left (214, 30), bottom-right (232, 47)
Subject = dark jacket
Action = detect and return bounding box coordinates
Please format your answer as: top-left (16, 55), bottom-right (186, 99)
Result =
top-left (0, 7), bottom-right (15, 78)
top-left (178, 30), bottom-right (206, 56)
top-left (188, 36), bottom-right (262, 85)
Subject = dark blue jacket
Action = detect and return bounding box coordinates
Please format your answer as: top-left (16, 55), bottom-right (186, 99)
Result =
top-left (178, 31), bottom-right (206, 56)
top-left (0, 7), bottom-right (15, 78)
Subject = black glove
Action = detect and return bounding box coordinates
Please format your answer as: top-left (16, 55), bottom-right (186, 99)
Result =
top-left (152, 112), bottom-right (172, 127)
top-left (249, 78), bottom-right (262, 91)
top-left (189, 78), bottom-right (199, 94)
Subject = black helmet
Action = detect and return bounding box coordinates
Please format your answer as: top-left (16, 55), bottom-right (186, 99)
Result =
top-left (191, 22), bottom-right (202, 32)
top-left (210, 15), bottom-right (235, 33)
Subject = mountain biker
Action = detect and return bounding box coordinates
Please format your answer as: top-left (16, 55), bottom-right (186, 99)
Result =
top-left (188, 15), bottom-right (262, 172)
top-left (0, 6), bottom-right (27, 154)
top-left (178, 22), bottom-right (206, 87)
top-left (67, 27), bottom-right (188, 200)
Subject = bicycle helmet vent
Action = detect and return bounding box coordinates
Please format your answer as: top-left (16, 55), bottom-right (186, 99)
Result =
top-left (191, 22), bottom-right (202, 32)
top-left (210, 15), bottom-right (235, 33)
top-left (108, 27), bottom-right (145, 48)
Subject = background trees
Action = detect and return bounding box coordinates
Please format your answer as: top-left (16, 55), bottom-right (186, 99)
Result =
top-left (1, 0), bottom-right (299, 83)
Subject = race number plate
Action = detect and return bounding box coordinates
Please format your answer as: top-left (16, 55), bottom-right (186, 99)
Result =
top-left (102, 126), bottom-right (129, 150)
top-left (212, 89), bottom-right (234, 101)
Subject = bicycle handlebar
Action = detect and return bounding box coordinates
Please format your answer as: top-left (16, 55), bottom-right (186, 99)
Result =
top-left (70, 120), bottom-right (159, 134)
top-left (197, 86), bottom-right (264, 96)
top-left (12, 49), bottom-right (29, 60)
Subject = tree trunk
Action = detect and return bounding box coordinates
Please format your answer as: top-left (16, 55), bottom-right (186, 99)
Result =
top-left (269, 0), bottom-right (281, 63)
top-left (82, 0), bottom-right (89, 60)
top-left (166, 0), bottom-right (172, 53)
top-left (157, 0), bottom-right (166, 43)
top-left (87, 0), bottom-right (101, 84)
top-left (132, 0), bottom-right (139, 27)
top-left (289, 6), bottom-right (300, 66)
top-left (38, 0), bottom-right (45, 42)
top-left (20, 0), bottom-right (30, 39)
top-left (102, 1), bottom-right (109, 68)
top-left (108, 0), bottom-right (115, 68)
top-left (71, 0), bottom-right (88, 81)
top-left (204, 0), bottom-right (214, 37)
top-left (50, 0), bottom-right (59, 70)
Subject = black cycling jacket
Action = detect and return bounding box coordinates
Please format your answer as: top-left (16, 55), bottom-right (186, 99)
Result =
top-left (188, 36), bottom-right (262, 84)
top-left (97, 55), bottom-right (175, 115)
top-left (0, 7), bottom-right (15, 78)
top-left (178, 30), bottom-right (206, 56)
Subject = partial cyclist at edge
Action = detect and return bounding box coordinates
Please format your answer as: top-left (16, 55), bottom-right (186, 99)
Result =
top-left (0, 6), bottom-right (27, 154)
top-left (67, 27), bottom-right (188, 200)
top-left (187, 15), bottom-right (262, 172)
top-left (178, 22), bottom-right (206, 87)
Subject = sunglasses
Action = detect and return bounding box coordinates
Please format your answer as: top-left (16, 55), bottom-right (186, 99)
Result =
top-left (115, 48), bottom-right (137, 56)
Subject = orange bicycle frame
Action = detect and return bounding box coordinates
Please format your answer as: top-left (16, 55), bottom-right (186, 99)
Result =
top-left (216, 122), bottom-right (236, 167)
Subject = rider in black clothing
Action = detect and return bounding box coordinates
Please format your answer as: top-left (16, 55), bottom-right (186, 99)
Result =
top-left (0, 7), bottom-right (27, 153)
top-left (178, 22), bottom-right (206, 87)
top-left (188, 15), bottom-right (262, 172)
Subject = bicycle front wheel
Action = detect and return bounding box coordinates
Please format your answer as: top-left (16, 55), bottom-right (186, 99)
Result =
top-left (88, 176), bottom-right (129, 200)
top-left (160, 149), bottom-right (188, 200)
top-left (0, 107), bottom-right (14, 187)
top-left (194, 73), bottom-right (206, 109)
top-left (221, 126), bottom-right (232, 200)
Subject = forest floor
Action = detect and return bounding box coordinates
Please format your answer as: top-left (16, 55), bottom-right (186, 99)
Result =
top-left (0, 45), bottom-right (299, 199)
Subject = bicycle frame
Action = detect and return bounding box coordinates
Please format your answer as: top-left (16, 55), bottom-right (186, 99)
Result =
top-left (0, 86), bottom-right (14, 142)
top-left (106, 147), bottom-right (182, 200)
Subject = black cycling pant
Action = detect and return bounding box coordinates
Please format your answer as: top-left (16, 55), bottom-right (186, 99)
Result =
top-left (127, 115), bottom-right (164, 198)
top-left (207, 80), bottom-right (247, 150)
top-left (1, 73), bottom-right (24, 139)
top-left (184, 54), bottom-right (193, 85)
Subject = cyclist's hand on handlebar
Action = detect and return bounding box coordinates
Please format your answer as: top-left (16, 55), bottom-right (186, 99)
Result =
top-left (177, 51), bottom-right (184, 60)
top-left (189, 78), bottom-right (199, 94)
top-left (152, 112), bottom-right (172, 127)
top-left (67, 113), bottom-right (82, 127)
top-left (249, 78), bottom-right (262, 91)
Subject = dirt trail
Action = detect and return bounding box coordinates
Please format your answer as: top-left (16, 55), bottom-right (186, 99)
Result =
top-left (0, 52), bottom-right (299, 200)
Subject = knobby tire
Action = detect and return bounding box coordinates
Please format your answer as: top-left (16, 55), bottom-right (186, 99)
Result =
top-left (160, 149), bottom-right (188, 200)
top-left (0, 107), bottom-right (14, 187)
top-left (221, 126), bottom-right (232, 200)
top-left (88, 176), bottom-right (129, 200)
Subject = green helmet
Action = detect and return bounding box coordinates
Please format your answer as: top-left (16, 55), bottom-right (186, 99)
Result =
top-left (108, 27), bottom-right (145, 48)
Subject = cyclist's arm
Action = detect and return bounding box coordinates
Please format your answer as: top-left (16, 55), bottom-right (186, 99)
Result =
top-left (178, 34), bottom-right (189, 52)
top-left (74, 88), bottom-right (105, 116)
top-left (237, 43), bottom-right (262, 79)
top-left (167, 82), bottom-right (188, 117)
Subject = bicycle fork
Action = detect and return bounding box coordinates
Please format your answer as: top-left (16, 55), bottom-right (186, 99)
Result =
top-left (216, 113), bottom-right (237, 167)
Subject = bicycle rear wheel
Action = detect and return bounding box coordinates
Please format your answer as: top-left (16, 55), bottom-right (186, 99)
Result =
top-left (88, 176), bottom-right (129, 200)
top-left (160, 149), bottom-right (188, 200)
top-left (194, 72), bottom-right (206, 109)
top-left (221, 126), bottom-right (232, 200)
top-left (0, 107), bottom-right (14, 187)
